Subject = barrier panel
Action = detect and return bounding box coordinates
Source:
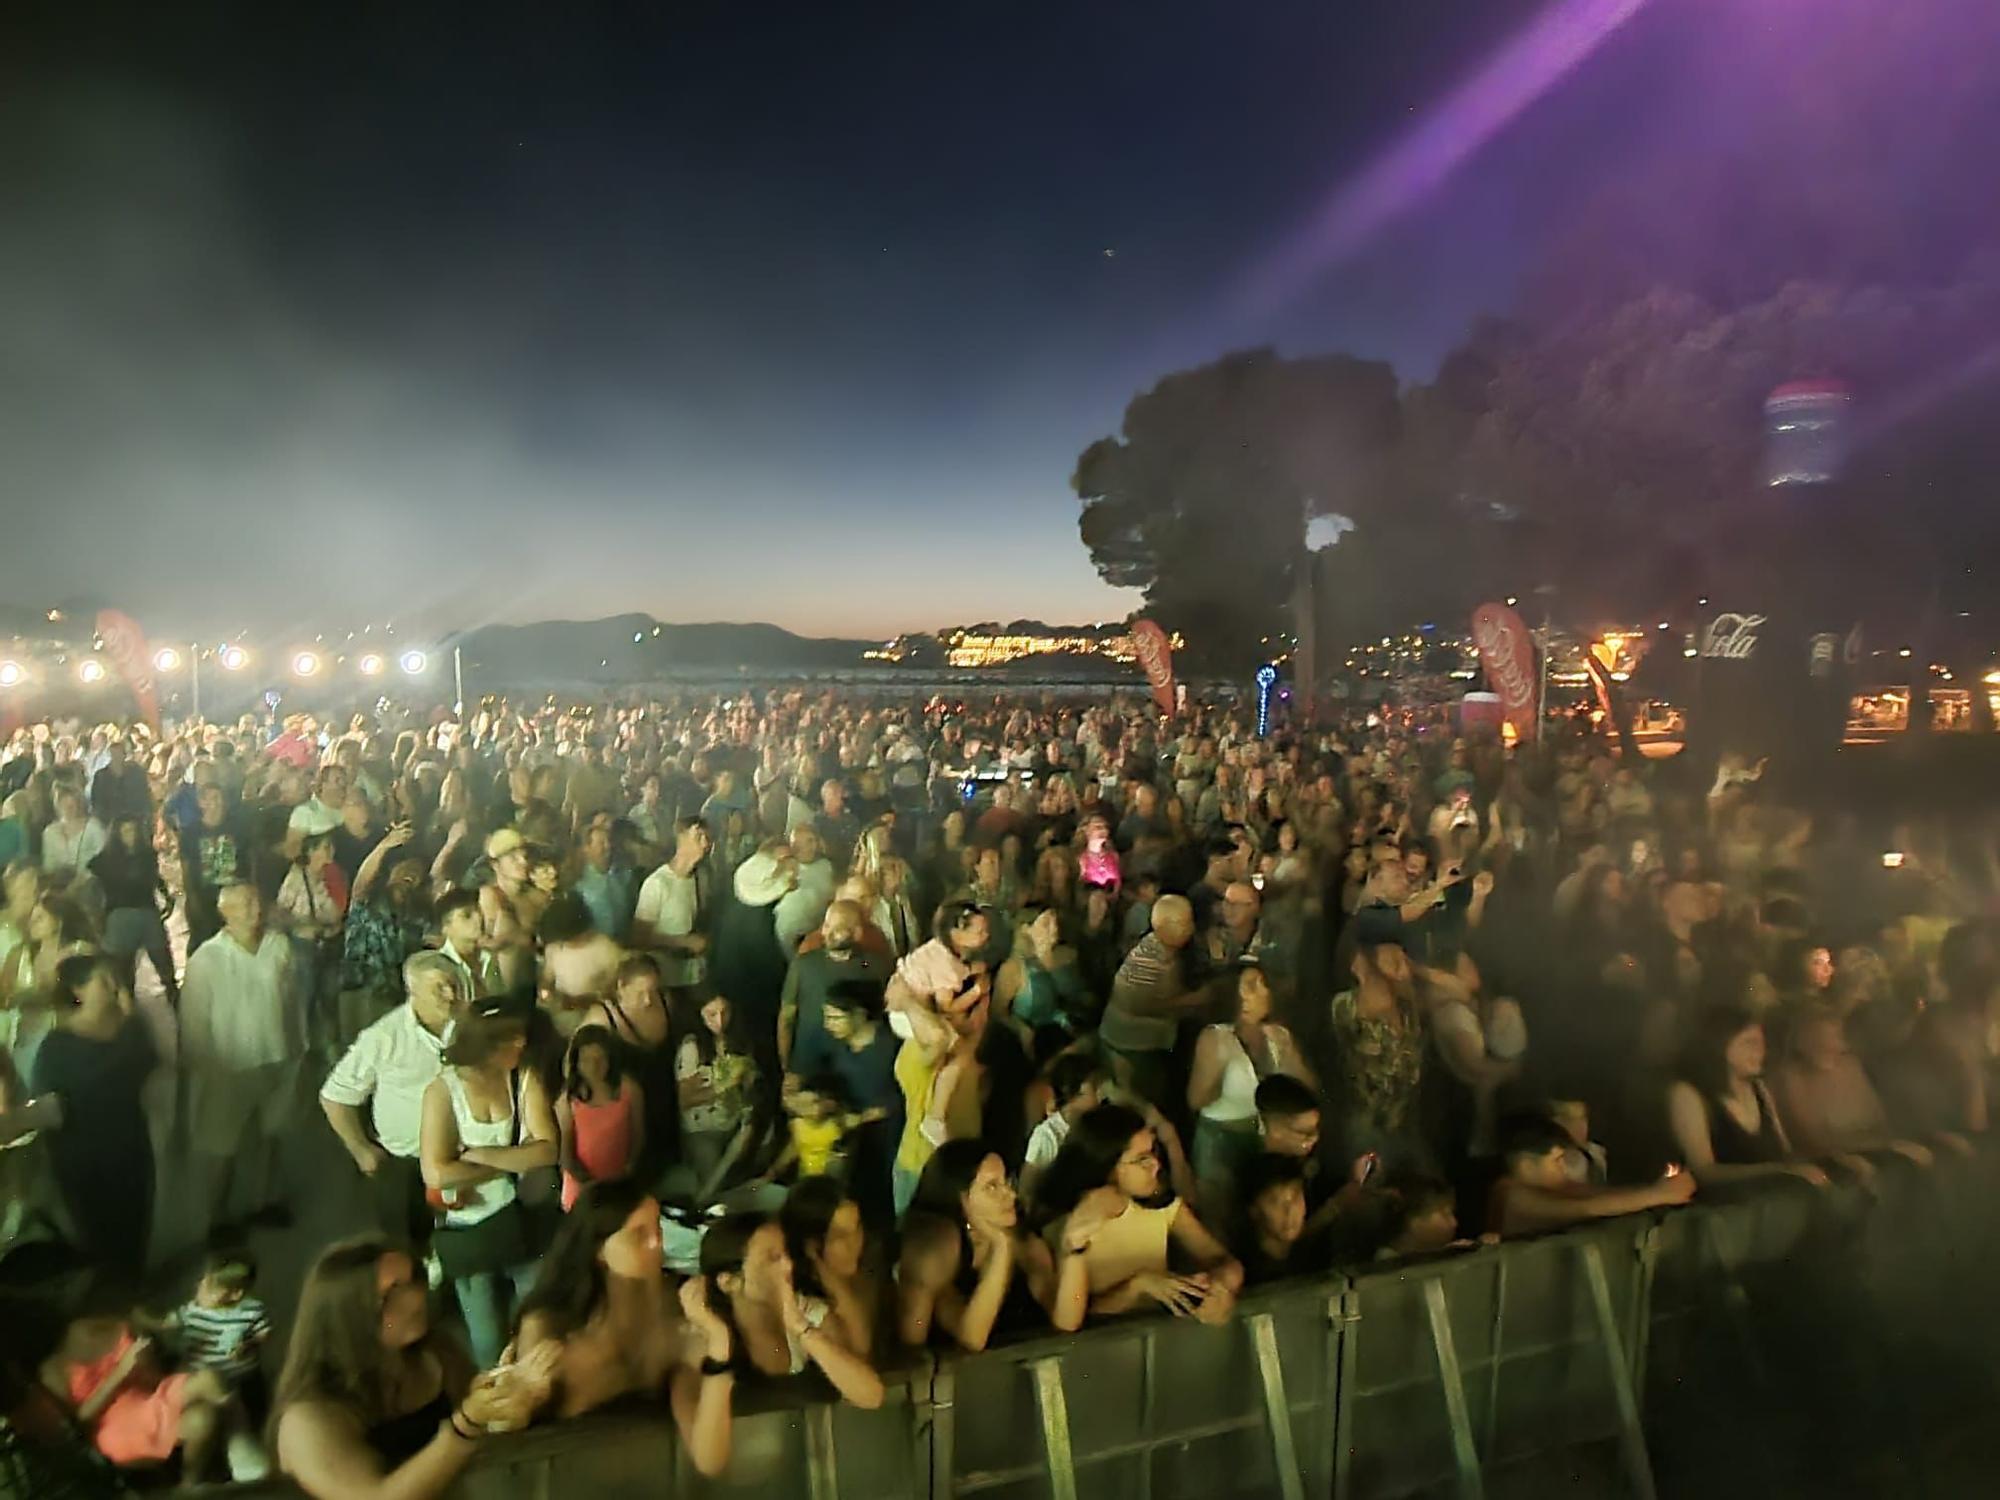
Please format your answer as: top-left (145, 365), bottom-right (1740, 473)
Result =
top-left (165, 1170), bottom-right (2000, 1500)
top-left (1332, 1221), bottom-right (1651, 1500)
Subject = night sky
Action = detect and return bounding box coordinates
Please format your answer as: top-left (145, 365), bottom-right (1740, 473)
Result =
top-left (4, 0), bottom-right (1696, 641)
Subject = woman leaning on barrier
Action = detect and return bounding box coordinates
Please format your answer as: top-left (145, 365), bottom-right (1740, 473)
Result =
top-left (271, 1237), bottom-right (555, 1500)
top-left (509, 1181), bottom-right (735, 1476)
top-left (781, 1176), bottom-right (882, 1358)
top-left (1665, 1006), bottom-right (1834, 1190)
top-left (699, 1211), bottom-right (885, 1408)
top-left (1035, 1103), bottom-right (1242, 1332)
top-left (896, 1140), bottom-right (1083, 1352)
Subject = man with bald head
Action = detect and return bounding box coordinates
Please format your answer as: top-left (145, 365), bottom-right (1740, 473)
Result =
top-left (1100, 894), bottom-right (1205, 1108)
top-left (181, 882), bottom-right (303, 1239)
top-left (778, 898), bottom-right (888, 1067)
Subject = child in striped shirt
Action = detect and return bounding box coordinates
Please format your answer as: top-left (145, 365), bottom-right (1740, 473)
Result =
top-left (164, 1251), bottom-right (272, 1424)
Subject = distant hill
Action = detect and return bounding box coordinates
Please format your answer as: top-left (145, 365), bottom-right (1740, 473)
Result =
top-left (449, 615), bottom-right (874, 680)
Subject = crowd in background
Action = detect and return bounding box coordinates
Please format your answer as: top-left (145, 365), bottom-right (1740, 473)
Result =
top-left (3, 685), bottom-right (1997, 1494)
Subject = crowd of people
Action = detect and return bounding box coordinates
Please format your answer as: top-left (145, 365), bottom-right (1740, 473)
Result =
top-left (2, 684), bottom-right (1995, 1493)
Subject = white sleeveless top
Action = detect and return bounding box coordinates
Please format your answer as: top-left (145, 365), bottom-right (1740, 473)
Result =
top-left (441, 1068), bottom-right (518, 1227)
top-left (1199, 1027), bottom-right (1262, 1125)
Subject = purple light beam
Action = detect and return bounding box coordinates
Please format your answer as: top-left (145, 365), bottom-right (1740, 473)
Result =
top-left (1234, 0), bottom-right (1651, 321)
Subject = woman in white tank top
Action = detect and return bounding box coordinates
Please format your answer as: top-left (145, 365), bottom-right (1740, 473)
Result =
top-left (1187, 965), bottom-right (1313, 1220)
top-left (421, 1007), bottom-right (558, 1366)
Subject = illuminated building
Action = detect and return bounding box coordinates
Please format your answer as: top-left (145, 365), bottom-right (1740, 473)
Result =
top-left (864, 622), bottom-right (1184, 670)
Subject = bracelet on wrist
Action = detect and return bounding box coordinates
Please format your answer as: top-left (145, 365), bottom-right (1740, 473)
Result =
top-left (699, 1354), bottom-right (734, 1377)
top-left (449, 1409), bottom-right (483, 1441)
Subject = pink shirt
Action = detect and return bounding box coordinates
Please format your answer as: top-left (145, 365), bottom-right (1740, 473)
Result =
top-left (1080, 845), bottom-right (1122, 892)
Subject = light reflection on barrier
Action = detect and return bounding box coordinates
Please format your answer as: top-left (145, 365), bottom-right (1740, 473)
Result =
top-left (178, 1166), bottom-right (2000, 1500)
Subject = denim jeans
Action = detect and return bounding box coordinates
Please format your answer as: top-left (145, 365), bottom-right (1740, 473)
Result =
top-left (892, 1163), bottom-right (921, 1221)
top-left (452, 1262), bottom-right (539, 1368)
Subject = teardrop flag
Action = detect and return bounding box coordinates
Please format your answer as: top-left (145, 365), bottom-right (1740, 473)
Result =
top-left (1130, 619), bottom-right (1176, 717)
top-left (1469, 602), bottom-right (1538, 744)
top-left (95, 610), bottom-right (161, 732)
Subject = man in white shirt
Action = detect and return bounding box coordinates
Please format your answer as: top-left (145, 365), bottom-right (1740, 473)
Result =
top-left (630, 816), bottom-right (712, 987)
top-left (320, 950), bottom-right (464, 1245)
top-left (180, 883), bottom-right (302, 1238)
top-left (774, 825), bottom-right (836, 957)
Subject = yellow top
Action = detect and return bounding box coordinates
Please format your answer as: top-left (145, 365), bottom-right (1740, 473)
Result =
top-left (791, 1116), bottom-right (845, 1177)
top-left (1077, 1200), bottom-right (1181, 1294)
top-left (893, 1041), bottom-right (981, 1176)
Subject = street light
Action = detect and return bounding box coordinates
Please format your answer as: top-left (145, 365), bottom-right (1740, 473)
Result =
top-left (292, 651), bottom-right (321, 678)
top-left (153, 647), bottom-right (182, 673)
top-left (358, 654), bottom-right (385, 676)
top-left (78, 658), bottom-right (107, 685)
top-left (399, 650), bottom-right (428, 676)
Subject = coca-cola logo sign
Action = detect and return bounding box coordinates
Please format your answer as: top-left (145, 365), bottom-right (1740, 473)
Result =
top-left (1469, 602), bottom-right (1538, 743)
top-left (1701, 612), bottom-right (1766, 660)
top-left (1129, 619), bottom-right (1175, 716)
top-left (1131, 626), bottom-right (1170, 686)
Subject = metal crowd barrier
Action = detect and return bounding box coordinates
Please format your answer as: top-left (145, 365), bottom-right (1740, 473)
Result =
top-left (176, 1163), bottom-right (2000, 1500)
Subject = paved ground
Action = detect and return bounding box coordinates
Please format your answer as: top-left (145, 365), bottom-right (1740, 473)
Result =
top-left (132, 920), bottom-right (379, 1352)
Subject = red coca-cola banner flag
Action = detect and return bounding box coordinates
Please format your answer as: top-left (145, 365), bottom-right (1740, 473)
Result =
top-left (1470, 602), bottom-right (1538, 744)
top-left (1130, 619), bottom-right (1176, 717)
top-left (95, 609), bottom-right (161, 732)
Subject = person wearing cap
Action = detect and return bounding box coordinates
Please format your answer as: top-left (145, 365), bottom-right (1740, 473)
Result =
top-left (709, 842), bottom-right (796, 1073)
top-left (478, 828), bottom-right (535, 995)
top-left (321, 951), bottom-right (468, 1246)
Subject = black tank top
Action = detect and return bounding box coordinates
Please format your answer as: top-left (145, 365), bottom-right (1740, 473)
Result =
top-left (1703, 1081), bottom-right (1786, 1165)
top-left (366, 1391), bottom-right (452, 1466)
top-left (953, 1231), bottom-right (1047, 1342)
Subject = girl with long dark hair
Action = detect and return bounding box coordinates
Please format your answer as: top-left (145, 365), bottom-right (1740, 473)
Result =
top-left (1665, 1006), bottom-right (1832, 1190)
top-left (510, 1181), bottom-right (734, 1473)
top-left (556, 1025), bottom-right (644, 1211)
top-left (1035, 1103), bottom-right (1242, 1331)
top-left (272, 1236), bottom-right (553, 1499)
top-left (698, 1212), bottom-right (883, 1408)
top-left (780, 1176), bottom-right (880, 1357)
top-left (897, 1140), bottom-right (1082, 1351)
